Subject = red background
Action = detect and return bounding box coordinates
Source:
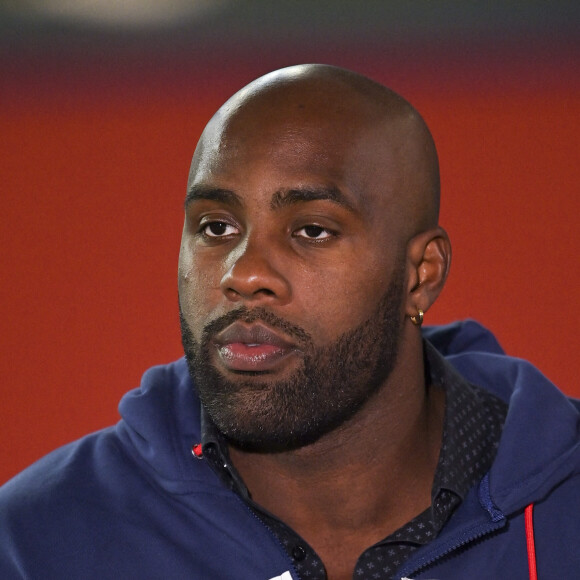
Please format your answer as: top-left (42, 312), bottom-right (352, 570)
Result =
top-left (1, 41), bottom-right (579, 484)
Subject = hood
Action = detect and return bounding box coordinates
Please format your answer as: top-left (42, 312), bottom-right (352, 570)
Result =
top-left (426, 319), bottom-right (580, 514)
top-left (116, 358), bottom-right (213, 493)
top-left (117, 319), bottom-right (580, 511)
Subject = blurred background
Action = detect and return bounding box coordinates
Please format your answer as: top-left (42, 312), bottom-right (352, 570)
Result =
top-left (1, 1), bottom-right (579, 484)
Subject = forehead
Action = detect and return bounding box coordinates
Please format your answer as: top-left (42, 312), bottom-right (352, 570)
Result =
top-left (188, 98), bottom-right (402, 214)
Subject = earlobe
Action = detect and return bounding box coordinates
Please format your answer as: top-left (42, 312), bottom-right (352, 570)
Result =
top-left (405, 227), bottom-right (451, 320)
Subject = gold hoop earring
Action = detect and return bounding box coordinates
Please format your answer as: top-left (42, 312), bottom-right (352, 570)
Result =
top-left (410, 309), bottom-right (424, 327)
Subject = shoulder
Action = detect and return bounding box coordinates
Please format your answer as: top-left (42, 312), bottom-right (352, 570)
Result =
top-left (0, 427), bottom-right (135, 577)
top-left (0, 424), bottom-right (293, 580)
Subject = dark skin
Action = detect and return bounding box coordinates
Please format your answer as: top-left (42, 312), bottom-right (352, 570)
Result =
top-left (179, 65), bottom-right (451, 579)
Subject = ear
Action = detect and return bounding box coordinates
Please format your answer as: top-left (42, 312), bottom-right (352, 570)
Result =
top-left (405, 226), bottom-right (451, 319)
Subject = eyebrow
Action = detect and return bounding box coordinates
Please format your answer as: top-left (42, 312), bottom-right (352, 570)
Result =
top-left (270, 186), bottom-right (357, 213)
top-left (184, 186), bottom-right (243, 209)
top-left (184, 184), bottom-right (357, 214)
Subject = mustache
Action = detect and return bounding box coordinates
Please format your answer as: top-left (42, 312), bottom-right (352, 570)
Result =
top-left (201, 307), bottom-right (313, 346)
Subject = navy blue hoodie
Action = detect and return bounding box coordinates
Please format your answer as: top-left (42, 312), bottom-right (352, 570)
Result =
top-left (1, 320), bottom-right (579, 579)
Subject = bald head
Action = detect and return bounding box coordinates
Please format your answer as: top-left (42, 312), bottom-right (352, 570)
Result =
top-left (189, 64), bottom-right (440, 239)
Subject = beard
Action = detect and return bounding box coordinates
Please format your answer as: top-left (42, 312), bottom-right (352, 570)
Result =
top-left (180, 266), bottom-right (405, 453)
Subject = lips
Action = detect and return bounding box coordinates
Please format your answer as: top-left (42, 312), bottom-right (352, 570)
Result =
top-left (212, 322), bottom-right (299, 372)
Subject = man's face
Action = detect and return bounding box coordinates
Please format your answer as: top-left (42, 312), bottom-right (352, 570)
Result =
top-left (178, 96), bottom-right (409, 451)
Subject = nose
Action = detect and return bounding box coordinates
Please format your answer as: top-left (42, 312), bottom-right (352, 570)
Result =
top-left (220, 237), bottom-right (291, 305)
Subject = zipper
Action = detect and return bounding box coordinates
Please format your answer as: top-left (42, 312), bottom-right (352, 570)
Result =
top-left (193, 443), bottom-right (301, 579)
top-left (396, 475), bottom-right (507, 579)
top-left (396, 517), bottom-right (505, 578)
top-left (232, 491), bottom-right (302, 580)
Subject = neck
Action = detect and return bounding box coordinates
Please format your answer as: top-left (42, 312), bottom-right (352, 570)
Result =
top-left (228, 332), bottom-right (445, 578)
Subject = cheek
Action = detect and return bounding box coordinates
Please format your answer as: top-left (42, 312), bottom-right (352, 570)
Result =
top-left (294, 259), bottom-right (391, 339)
top-left (178, 241), bottom-right (224, 329)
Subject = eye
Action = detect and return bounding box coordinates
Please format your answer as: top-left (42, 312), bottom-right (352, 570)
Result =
top-left (293, 225), bottom-right (334, 241)
top-left (201, 221), bottom-right (239, 238)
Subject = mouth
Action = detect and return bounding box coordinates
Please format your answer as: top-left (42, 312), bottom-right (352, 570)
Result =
top-left (212, 321), bottom-right (300, 373)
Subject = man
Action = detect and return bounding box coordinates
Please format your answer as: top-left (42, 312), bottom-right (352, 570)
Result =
top-left (1, 64), bottom-right (578, 579)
